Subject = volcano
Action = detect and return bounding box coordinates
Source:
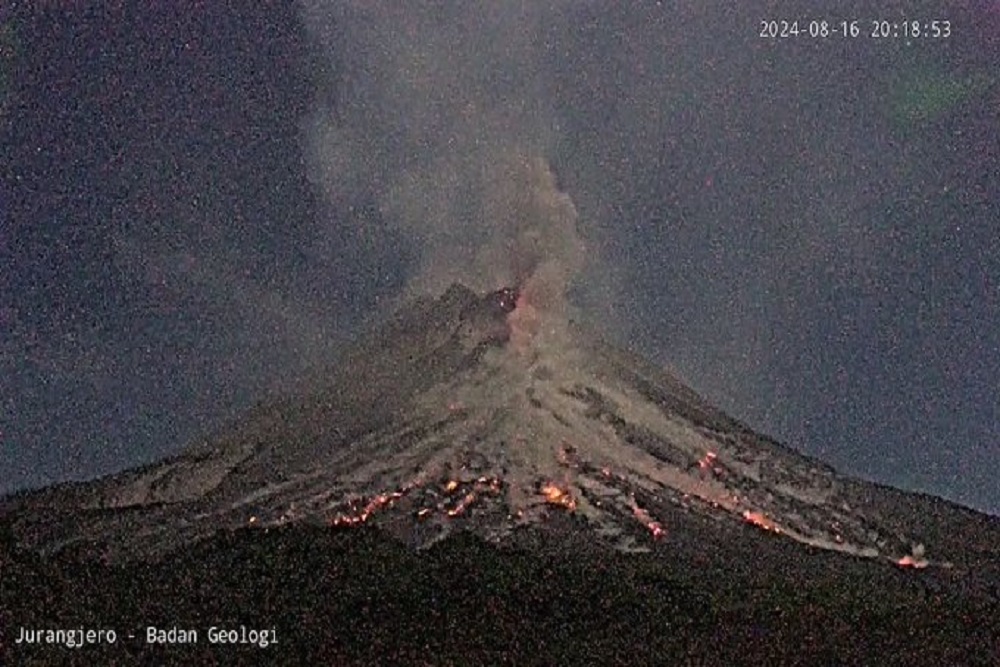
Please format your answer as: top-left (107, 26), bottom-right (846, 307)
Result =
top-left (4, 156), bottom-right (999, 663)
top-left (5, 281), bottom-right (989, 570)
top-left (4, 280), bottom-right (1000, 665)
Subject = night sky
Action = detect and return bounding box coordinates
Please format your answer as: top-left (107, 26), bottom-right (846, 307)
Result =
top-left (2, 3), bottom-right (998, 515)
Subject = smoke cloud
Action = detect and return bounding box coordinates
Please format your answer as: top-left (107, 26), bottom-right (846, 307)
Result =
top-left (299, 1), bottom-right (589, 317)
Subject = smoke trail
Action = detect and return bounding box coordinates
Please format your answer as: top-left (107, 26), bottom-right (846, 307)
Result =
top-left (298, 2), bottom-right (587, 315)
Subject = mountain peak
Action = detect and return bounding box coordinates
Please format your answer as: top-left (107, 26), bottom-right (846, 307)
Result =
top-left (5, 284), bottom-right (966, 573)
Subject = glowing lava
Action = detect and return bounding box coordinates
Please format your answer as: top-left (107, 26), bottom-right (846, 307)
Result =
top-left (330, 490), bottom-right (406, 527)
top-left (896, 554), bottom-right (929, 569)
top-left (742, 510), bottom-right (781, 534)
top-left (540, 483), bottom-right (576, 510)
top-left (698, 451), bottom-right (718, 471)
top-left (447, 492), bottom-right (478, 517)
top-left (629, 496), bottom-right (666, 540)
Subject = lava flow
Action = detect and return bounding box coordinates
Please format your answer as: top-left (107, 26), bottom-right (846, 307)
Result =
top-left (742, 510), bottom-right (782, 534)
top-left (628, 496), bottom-right (667, 540)
top-left (330, 490), bottom-right (406, 528)
top-left (540, 482), bottom-right (576, 511)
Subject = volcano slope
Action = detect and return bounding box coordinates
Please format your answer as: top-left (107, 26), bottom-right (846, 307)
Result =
top-left (3, 283), bottom-right (999, 666)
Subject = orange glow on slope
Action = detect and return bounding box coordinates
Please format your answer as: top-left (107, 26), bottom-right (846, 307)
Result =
top-left (896, 555), bottom-right (928, 569)
top-left (328, 476), bottom-right (506, 528)
top-left (628, 496), bottom-right (666, 540)
top-left (447, 492), bottom-right (477, 517)
top-left (742, 510), bottom-right (781, 533)
top-left (475, 476), bottom-right (503, 493)
top-left (438, 477), bottom-right (504, 517)
top-left (330, 490), bottom-right (406, 527)
top-left (540, 483), bottom-right (576, 510)
top-left (698, 451), bottom-right (718, 471)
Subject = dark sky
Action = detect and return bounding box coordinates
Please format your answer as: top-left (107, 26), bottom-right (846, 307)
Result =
top-left (2, 3), bottom-right (998, 515)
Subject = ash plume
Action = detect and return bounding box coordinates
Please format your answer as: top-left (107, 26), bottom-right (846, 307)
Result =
top-left (299, 1), bottom-right (588, 321)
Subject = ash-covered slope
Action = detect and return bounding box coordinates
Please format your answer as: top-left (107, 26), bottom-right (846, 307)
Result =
top-left (7, 281), bottom-right (996, 575)
top-left (6, 156), bottom-right (998, 575)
